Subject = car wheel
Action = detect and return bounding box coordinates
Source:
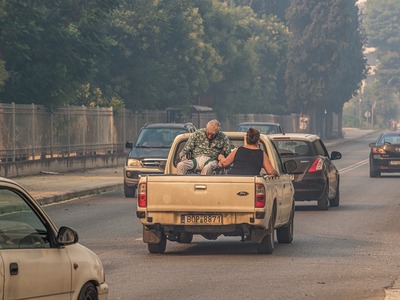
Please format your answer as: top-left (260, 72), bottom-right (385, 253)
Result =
top-left (78, 282), bottom-right (97, 300)
top-left (317, 184), bottom-right (329, 211)
top-left (369, 165), bottom-right (380, 178)
top-left (124, 184), bottom-right (136, 198)
top-left (256, 213), bottom-right (275, 254)
top-left (177, 232), bottom-right (193, 244)
top-left (148, 233), bottom-right (167, 254)
top-left (329, 179), bottom-right (340, 207)
top-left (277, 202), bottom-right (294, 244)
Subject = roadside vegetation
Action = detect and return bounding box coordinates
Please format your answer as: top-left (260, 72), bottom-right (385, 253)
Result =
top-left (0, 1), bottom-right (369, 136)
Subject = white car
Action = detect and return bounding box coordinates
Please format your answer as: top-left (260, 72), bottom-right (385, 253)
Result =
top-left (0, 177), bottom-right (108, 300)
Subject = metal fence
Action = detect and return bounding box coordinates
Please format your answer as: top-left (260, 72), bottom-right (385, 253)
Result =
top-left (0, 103), bottom-right (313, 163)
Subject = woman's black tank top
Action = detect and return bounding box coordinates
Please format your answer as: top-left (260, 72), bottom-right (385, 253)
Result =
top-left (228, 146), bottom-right (263, 175)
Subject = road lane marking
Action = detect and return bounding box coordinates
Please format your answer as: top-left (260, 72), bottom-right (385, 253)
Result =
top-left (339, 159), bottom-right (369, 173)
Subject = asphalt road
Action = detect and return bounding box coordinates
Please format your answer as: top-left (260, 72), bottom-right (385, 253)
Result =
top-left (43, 132), bottom-right (400, 300)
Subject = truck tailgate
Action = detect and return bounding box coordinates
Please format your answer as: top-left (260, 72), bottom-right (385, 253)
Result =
top-left (145, 175), bottom-right (257, 212)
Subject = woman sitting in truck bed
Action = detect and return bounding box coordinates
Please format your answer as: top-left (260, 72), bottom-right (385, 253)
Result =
top-left (219, 128), bottom-right (278, 176)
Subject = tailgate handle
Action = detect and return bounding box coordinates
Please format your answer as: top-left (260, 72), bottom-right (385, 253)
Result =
top-left (237, 191), bottom-right (249, 196)
top-left (194, 185), bottom-right (207, 190)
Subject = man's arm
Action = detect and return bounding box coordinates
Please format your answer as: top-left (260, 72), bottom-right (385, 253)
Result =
top-left (179, 132), bottom-right (197, 159)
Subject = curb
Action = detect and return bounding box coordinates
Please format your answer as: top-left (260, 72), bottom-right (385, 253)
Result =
top-left (385, 288), bottom-right (400, 300)
top-left (37, 183), bottom-right (123, 205)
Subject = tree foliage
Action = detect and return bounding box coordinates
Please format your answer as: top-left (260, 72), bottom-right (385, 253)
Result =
top-left (0, 0), bottom-right (366, 125)
top-left (365, 0), bottom-right (400, 91)
top-left (285, 0), bottom-right (367, 134)
top-left (0, 0), bottom-right (117, 107)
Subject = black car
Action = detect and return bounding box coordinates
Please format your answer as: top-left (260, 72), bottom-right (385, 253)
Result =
top-left (124, 123), bottom-right (196, 197)
top-left (270, 133), bottom-right (342, 210)
top-left (369, 132), bottom-right (400, 177)
top-left (237, 122), bottom-right (284, 134)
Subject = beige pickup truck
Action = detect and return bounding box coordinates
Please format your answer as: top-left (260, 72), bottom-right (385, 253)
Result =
top-left (136, 132), bottom-right (297, 254)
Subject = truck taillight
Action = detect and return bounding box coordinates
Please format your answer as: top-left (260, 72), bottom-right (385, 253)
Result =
top-left (255, 183), bottom-right (266, 208)
top-left (138, 182), bottom-right (147, 207)
top-left (308, 157), bottom-right (324, 173)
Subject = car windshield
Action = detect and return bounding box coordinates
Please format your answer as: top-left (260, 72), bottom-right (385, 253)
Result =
top-left (238, 125), bottom-right (280, 134)
top-left (0, 188), bottom-right (50, 249)
top-left (135, 128), bottom-right (187, 148)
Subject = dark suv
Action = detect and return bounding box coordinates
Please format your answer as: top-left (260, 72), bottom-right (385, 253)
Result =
top-left (124, 123), bottom-right (196, 197)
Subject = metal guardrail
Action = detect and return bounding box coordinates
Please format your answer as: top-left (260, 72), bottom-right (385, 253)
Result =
top-left (0, 143), bottom-right (126, 162)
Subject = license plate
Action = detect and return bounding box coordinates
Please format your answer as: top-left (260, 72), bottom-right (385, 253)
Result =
top-left (181, 214), bottom-right (222, 225)
top-left (390, 161), bottom-right (400, 165)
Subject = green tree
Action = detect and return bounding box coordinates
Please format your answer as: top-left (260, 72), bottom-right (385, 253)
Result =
top-left (364, 0), bottom-right (400, 124)
top-left (0, 0), bottom-right (117, 107)
top-left (104, 0), bottom-right (222, 111)
top-left (285, 0), bottom-right (367, 137)
top-left (199, 1), bottom-right (289, 118)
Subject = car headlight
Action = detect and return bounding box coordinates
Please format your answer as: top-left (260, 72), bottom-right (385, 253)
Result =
top-left (127, 158), bottom-right (142, 167)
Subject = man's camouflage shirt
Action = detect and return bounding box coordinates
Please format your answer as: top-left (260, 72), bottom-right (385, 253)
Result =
top-left (179, 128), bottom-right (231, 159)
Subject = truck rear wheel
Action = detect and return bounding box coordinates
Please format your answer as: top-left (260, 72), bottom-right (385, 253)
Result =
top-left (256, 214), bottom-right (274, 254)
top-left (147, 234), bottom-right (167, 254)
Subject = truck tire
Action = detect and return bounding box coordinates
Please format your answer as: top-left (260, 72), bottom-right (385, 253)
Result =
top-left (124, 184), bottom-right (136, 198)
top-left (277, 204), bottom-right (294, 244)
top-left (147, 233), bottom-right (167, 254)
top-left (257, 214), bottom-right (274, 254)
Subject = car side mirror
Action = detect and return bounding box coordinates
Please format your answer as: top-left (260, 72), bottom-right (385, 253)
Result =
top-left (330, 151), bottom-right (342, 160)
top-left (284, 159), bottom-right (297, 173)
top-left (56, 226), bottom-right (79, 246)
top-left (125, 142), bottom-right (133, 149)
top-left (369, 142), bottom-right (375, 147)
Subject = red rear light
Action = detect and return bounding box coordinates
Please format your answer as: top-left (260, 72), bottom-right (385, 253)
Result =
top-left (255, 183), bottom-right (266, 208)
top-left (308, 157), bottom-right (324, 173)
top-left (138, 182), bottom-right (147, 207)
top-left (372, 147), bottom-right (386, 155)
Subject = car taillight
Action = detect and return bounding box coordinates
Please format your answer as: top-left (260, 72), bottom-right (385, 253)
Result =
top-left (372, 147), bottom-right (386, 155)
top-left (138, 182), bottom-right (147, 207)
top-left (308, 157), bottom-right (324, 173)
top-left (255, 183), bottom-right (266, 208)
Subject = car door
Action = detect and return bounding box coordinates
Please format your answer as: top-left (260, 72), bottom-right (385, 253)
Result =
top-left (264, 139), bottom-right (292, 224)
top-left (0, 187), bottom-right (71, 300)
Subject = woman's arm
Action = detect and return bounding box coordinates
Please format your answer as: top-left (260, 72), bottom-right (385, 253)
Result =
top-left (263, 153), bottom-right (279, 176)
top-left (219, 148), bottom-right (237, 168)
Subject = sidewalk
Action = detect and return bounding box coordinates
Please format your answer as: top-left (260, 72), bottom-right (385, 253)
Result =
top-left (15, 167), bottom-right (123, 205)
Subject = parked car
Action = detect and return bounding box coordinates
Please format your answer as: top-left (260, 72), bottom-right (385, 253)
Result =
top-left (124, 122), bottom-right (196, 197)
top-left (0, 177), bottom-right (108, 300)
top-left (270, 133), bottom-right (341, 210)
top-left (369, 132), bottom-right (400, 177)
top-left (237, 122), bottom-right (284, 134)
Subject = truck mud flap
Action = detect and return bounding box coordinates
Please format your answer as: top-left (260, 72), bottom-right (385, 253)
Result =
top-left (143, 226), bottom-right (162, 243)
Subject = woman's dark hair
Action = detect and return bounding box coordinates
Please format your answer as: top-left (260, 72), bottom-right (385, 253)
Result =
top-left (246, 128), bottom-right (260, 145)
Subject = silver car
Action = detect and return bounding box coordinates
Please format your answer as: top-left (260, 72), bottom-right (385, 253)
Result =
top-left (0, 177), bottom-right (108, 300)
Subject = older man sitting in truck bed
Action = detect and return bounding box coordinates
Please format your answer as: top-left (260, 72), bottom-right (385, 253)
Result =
top-left (177, 119), bottom-right (231, 175)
